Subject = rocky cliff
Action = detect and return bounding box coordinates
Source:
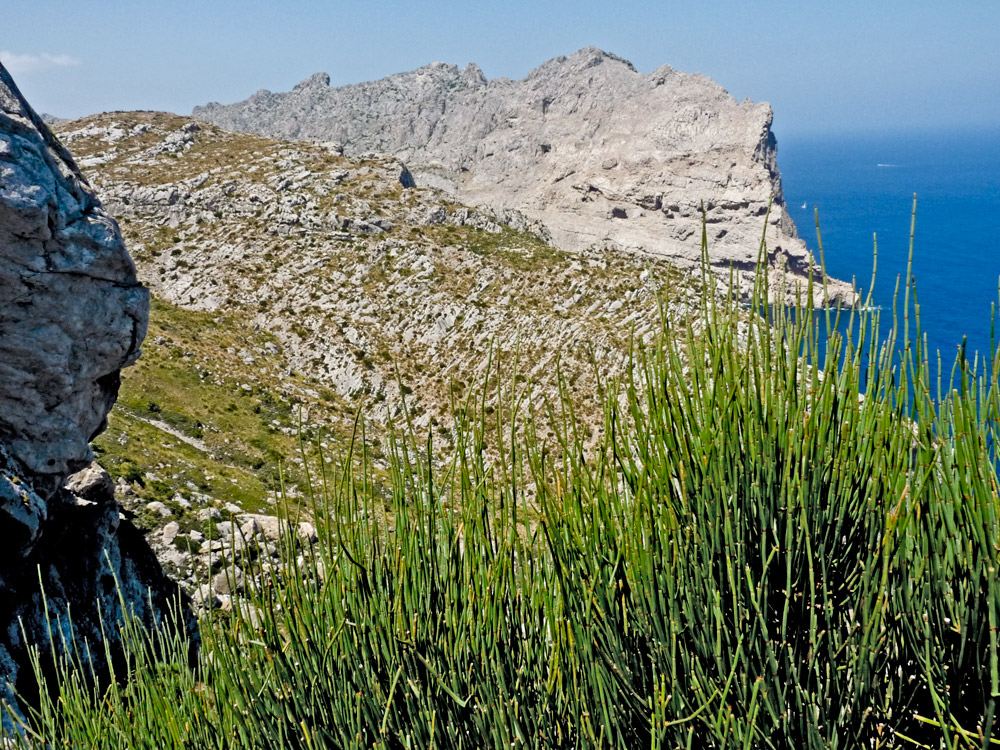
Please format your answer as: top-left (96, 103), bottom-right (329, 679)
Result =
top-left (0, 63), bottom-right (191, 733)
top-left (194, 47), bottom-right (854, 306)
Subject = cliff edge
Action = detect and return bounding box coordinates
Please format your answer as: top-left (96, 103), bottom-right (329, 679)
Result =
top-left (195, 47), bottom-right (854, 306)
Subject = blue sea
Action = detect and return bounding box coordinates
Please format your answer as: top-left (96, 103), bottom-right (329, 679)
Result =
top-left (777, 128), bottom-right (1000, 370)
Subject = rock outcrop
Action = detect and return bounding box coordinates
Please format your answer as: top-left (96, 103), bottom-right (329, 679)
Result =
top-left (0, 63), bottom-right (191, 733)
top-left (194, 47), bottom-right (854, 306)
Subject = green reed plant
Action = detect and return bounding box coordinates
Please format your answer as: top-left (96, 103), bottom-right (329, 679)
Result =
top-left (5, 201), bottom-right (1000, 748)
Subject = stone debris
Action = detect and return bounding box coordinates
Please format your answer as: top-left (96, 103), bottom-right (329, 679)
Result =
top-left (134, 484), bottom-right (323, 610)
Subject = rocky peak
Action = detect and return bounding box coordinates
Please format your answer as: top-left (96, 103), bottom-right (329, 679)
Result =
top-left (461, 62), bottom-right (487, 87)
top-left (293, 71), bottom-right (331, 92)
top-left (530, 46), bottom-right (639, 77)
top-left (193, 48), bottom-right (854, 306)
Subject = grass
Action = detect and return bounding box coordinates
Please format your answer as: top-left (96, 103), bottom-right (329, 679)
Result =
top-left (6, 210), bottom-right (1000, 748)
top-left (93, 296), bottom-right (361, 519)
top-left (424, 222), bottom-right (561, 272)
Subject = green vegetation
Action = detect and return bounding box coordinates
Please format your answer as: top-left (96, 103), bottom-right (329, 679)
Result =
top-left (93, 296), bottom-right (355, 517)
top-left (426, 222), bottom-right (560, 271)
top-left (7, 220), bottom-right (1000, 747)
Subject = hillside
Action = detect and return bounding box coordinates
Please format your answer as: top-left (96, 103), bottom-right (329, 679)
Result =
top-left (53, 111), bottom-right (698, 590)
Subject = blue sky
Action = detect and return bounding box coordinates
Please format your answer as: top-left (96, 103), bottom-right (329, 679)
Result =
top-left (3, 0), bottom-right (998, 138)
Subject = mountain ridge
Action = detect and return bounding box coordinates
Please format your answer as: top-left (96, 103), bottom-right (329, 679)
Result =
top-left (194, 47), bottom-right (855, 307)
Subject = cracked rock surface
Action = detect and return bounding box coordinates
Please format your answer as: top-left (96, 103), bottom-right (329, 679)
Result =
top-left (0, 62), bottom-right (191, 734)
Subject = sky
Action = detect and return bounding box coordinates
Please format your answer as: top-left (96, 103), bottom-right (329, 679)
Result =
top-left (2, 0), bottom-right (998, 139)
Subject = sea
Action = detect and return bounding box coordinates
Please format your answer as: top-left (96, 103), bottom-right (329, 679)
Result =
top-left (777, 128), bottom-right (1000, 374)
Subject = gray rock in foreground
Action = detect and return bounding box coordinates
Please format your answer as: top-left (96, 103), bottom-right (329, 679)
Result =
top-left (0, 62), bottom-right (192, 734)
top-left (194, 47), bottom-right (854, 306)
top-left (1, 64), bottom-right (148, 484)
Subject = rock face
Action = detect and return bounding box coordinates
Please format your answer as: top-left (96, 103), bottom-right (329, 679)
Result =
top-left (1, 69), bottom-right (147, 485)
top-left (194, 47), bottom-right (854, 306)
top-left (0, 63), bottom-right (190, 733)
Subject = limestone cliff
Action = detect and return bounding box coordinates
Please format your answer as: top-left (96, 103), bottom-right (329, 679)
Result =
top-left (0, 62), bottom-right (191, 733)
top-left (194, 47), bottom-right (854, 306)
